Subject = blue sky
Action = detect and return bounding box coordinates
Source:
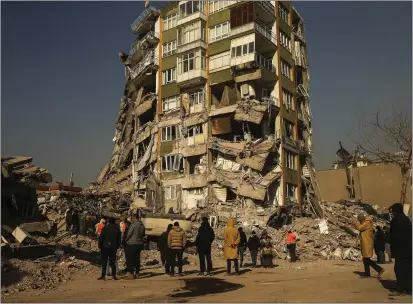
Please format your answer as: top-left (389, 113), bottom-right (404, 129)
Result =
top-left (1, 1), bottom-right (412, 187)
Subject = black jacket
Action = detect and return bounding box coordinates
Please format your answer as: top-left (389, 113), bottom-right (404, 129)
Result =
top-left (247, 235), bottom-right (260, 251)
top-left (239, 231), bottom-right (247, 248)
top-left (99, 223), bottom-right (121, 250)
top-left (196, 222), bottom-right (215, 249)
top-left (374, 229), bottom-right (385, 252)
top-left (390, 213), bottom-right (412, 259)
top-left (159, 230), bottom-right (171, 260)
top-left (71, 212), bottom-right (79, 226)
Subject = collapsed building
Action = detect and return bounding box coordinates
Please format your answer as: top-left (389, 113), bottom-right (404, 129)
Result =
top-left (95, 0), bottom-right (322, 223)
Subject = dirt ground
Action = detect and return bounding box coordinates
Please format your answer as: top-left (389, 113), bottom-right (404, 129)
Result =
top-left (2, 258), bottom-right (411, 303)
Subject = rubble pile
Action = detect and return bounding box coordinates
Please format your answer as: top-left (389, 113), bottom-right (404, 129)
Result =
top-left (1, 156), bottom-right (52, 186)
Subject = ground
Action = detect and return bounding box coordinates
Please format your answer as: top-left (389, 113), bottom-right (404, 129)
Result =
top-left (3, 258), bottom-right (411, 303)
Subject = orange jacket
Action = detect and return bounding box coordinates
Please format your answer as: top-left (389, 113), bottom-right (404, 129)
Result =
top-left (286, 232), bottom-right (296, 244)
top-left (96, 223), bottom-right (105, 236)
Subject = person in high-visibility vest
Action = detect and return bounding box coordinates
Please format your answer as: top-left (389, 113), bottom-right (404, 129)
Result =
top-left (286, 229), bottom-right (297, 262)
top-left (96, 219), bottom-right (106, 237)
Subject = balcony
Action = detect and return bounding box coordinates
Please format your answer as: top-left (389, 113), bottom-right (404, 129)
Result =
top-left (177, 69), bottom-right (207, 87)
top-left (262, 96), bottom-right (280, 108)
top-left (129, 31), bottom-right (160, 60)
top-left (177, 40), bottom-right (206, 54)
top-left (131, 7), bottom-right (160, 35)
top-left (293, 26), bottom-right (306, 43)
top-left (177, 11), bottom-right (206, 27)
top-left (129, 50), bottom-right (158, 84)
top-left (230, 20), bottom-right (277, 47)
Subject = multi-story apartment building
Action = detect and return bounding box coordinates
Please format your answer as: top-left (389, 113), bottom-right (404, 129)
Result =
top-left (106, 1), bottom-right (321, 218)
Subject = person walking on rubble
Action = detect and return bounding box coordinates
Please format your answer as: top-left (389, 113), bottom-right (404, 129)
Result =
top-left (159, 224), bottom-right (173, 275)
top-left (247, 231), bottom-right (260, 268)
top-left (286, 229), bottom-right (297, 263)
top-left (168, 222), bottom-right (187, 277)
top-left (238, 227), bottom-right (247, 268)
top-left (388, 203), bottom-right (412, 296)
top-left (123, 212), bottom-right (146, 279)
top-left (374, 226), bottom-right (386, 264)
top-left (224, 219), bottom-right (240, 276)
top-left (355, 213), bottom-right (384, 279)
top-left (383, 226), bottom-right (392, 263)
top-left (98, 217), bottom-right (121, 281)
top-left (196, 217), bottom-right (215, 276)
top-left (261, 233), bottom-right (274, 268)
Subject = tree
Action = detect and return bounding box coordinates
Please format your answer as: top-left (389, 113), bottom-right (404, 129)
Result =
top-left (352, 106), bottom-right (412, 205)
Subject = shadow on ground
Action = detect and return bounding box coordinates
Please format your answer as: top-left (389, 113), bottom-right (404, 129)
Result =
top-left (1, 263), bottom-right (28, 288)
top-left (379, 279), bottom-right (398, 292)
top-left (168, 277), bottom-right (244, 298)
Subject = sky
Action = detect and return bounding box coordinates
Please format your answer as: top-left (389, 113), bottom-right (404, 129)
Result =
top-left (1, 1), bottom-right (412, 188)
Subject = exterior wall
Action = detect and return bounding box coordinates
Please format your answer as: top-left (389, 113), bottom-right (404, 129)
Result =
top-left (317, 164), bottom-right (412, 210)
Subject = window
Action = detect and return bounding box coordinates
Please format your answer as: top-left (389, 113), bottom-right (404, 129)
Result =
top-left (209, 1), bottom-right (232, 14)
top-left (180, 1), bottom-right (205, 18)
top-left (187, 124), bottom-right (203, 137)
top-left (164, 185), bottom-right (178, 200)
top-left (162, 68), bottom-right (176, 84)
top-left (281, 60), bottom-right (291, 79)
top-left (286, 183), bottom-right (297, 202)
top-left (283, 89), bottom-right (294, 110)
top-left (162, 95), bottom-right (180, 112)
top-left (162, 40), bottom-right (177, 57)
top-left (163, 13), bottom-right (178, 31)
top-left (178, 22), bottom-right (205, 46)
top-left (285, 151), bottom-right (297, 170)
top-left (230, 2), bottom-right (253, 29)
top-left (161, 124), bottom-right (180, 141)
top-left (188, 89), bottom-right (205, 105)
top-left (182, 52), bottom-right (195, 73)
top-left (279, 4), bottom-right (289, 24)
top-left (177, 51), bottom-right (206, 74)
top-left (262, 87), bottom-right (273, 98)
top-left (189, 188), bottom-right (203, 195)
top-left (280, 31), bottom-right (291, 51)
top-left (283, 119), bottom-right (294, 139)
top-left (210, 51), bottom-right (230, 71)
top-left (210, 21), bottom-right (230, 42)
top-left (231, 41), bottom-right (254, 58)
top-left (161, 154), bottom-right (183, 172)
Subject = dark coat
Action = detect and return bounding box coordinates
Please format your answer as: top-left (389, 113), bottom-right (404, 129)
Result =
top-left (390, 213), bottom-right (412, 259)
top-left (247, 235), bottom-right (260, 251)
top-left (196, 221), bottom-right (215, 249)
top-left (71, 211), bottom-right (79, 226)
top-left (239, 231), bottom-right (247, 248)
top-left (98, 223), bottom-right (121, 250)
top-left (65, 211), bottom-right (73, 226)
top-left (159, 230), bottom-right (171, 261)
top-left (384, 229), bottom-right (391, 244)
top-left (374, 229), bottom-right (385, 253)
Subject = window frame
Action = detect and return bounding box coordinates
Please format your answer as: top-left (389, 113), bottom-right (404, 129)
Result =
top-left (163, 13), bottom-right (178, 31)
top-left (279, 4), bottom-right (289, 24)
top-left (282, 88), bottom-right (294, 110)
top-left (280, 31), bottom-right (291, 52)
top-left (285, 150), bottom-right (297, 170)
top-left (179, 1), bottom-right (205, 19)
top-left (281, 60), bottom-right (291, 79)
top-left (286, 183), bottom-right (297, 201)
top-left (162, 95), bottom-right (180, 112)
top-left (230, 41), bottom-right (254, 58)
top-left (210, 21), bottom-right (230, 42)
top-left (162, 67), bottom-right (176, 85)
top-left (162, 40), bottom-right (177, 57)
top-left (161, 124), bottom-right (180, 142)
top-left (164, 185), bottom-right (178, 200)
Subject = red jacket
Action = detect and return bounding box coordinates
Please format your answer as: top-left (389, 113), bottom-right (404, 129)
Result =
top-left (286, 232), bottom-right (296, 244)
top-left (96, 223), bottom-right (105, 236)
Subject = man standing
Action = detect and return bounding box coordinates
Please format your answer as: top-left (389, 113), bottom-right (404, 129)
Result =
top-left (383, 226), bottom-right (392, 263)
top-left (71, 210), bottom-right (79, 234)
top-left (123, 213), bottom-right (146, 279)
top-left (196, 217), bottom-right (215, 276)
top-left (247, 231), bottom-right (260, 268)
top-left (355, 213), bottom-right (384, 278)
top-left (168, 222), bottom-right (186, 277)
top-left (286, 229), bottom-right (297, 263)
top-left (374, 226), bottom-right (385, 264)
top-left (159, 224), bottom-right (173, 275)
top-left (389, 203), bottom-right (412, 296)
top-left (238, 227), bottom-right (247, 268)
top-left (224, 219), bottom-right (240, 276)
top-left (98, 217), bottom-right (121, 281)
top-left (65, 208), bottom-right (73, 232)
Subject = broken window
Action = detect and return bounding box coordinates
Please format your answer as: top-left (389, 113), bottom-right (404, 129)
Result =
top-left (282, 89), bottom-right (294, 110)
top-left (162, 68), bottom-right (176, 84)
top-left (281, 60), bottom-right (291, 79)
top-left (286, 183), bottom-right (297, 202)
top-left (162, 95), bottom-right (180, 112)
top-left (230, 2), bottom-right (253, 29)
top-left (161, 125), bottom-right (180, 141)
top-left (283, 119), bottom-right (294, 139)
top-left (164, 185), bottom-right (178, 200)
top-left (161, 154), bottom-right (183, 172)
top-left (285, 150), bottom-right (297, 170)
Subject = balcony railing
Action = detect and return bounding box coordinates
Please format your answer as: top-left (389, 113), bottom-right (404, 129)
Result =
top-left (129, 31), bottom-right (160, 57)
top-left (130, 50), bottom-right (158, 80)
top-left (293, 27), bottom-right (306, 43)
top-left (230, 19), bottom-right (277, 46)
top-left (262, 96), bottom-right (280, 107)
top-left (254, 52), bottom-right (275, 72)
top-left (131, 7), bottom-right (159, 32)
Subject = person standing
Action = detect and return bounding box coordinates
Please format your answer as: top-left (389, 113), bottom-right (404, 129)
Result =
top-left (355, 213), bottom-right (384, 278)
top-left (224, 219), bottom-right (240, 276)
top-left (374, 226), bottom-right (385, 264)
top-left (261, 234), bottom-right (274, 268)
top-left (247, 231), bottom-right (260, 268)
top-left (71, 210), bottom-right (79, 234)
top-left (98, 217), bottom-right (121, 281)
top-left (286, 229), bottom-right (297, 263)
top-left (238, 227), bottom-right (247, 268)
top-left (159, 224), bottom-right (173, 275)
top-left (123, 213), bottom-right (146, 279)
top-left (383, 226), bottom-right (392, 263)
top-left (196, 217), bottom-right (215, 276)
top-left (389, 203), bottom-right (412, 296)
top-left (65, 208), bottom-right (73, 232)
top-left (168, 222), bottom-right (186, 277)
top-left (95, 219), bottom-right (105, 237)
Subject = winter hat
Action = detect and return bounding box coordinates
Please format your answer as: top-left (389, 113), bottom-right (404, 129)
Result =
top-left (357, 213), bottom-right (366, 223)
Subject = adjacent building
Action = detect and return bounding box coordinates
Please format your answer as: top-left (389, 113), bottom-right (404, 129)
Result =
top-left (102, 1), bottom-right (320, 219)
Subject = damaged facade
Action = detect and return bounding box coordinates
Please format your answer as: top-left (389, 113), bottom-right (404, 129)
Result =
top-left (97, 1), bottom-right (321, 221)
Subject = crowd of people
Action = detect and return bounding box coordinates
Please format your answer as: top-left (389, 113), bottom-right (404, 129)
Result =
top-left (65, 201), bottom-right (411, 298)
